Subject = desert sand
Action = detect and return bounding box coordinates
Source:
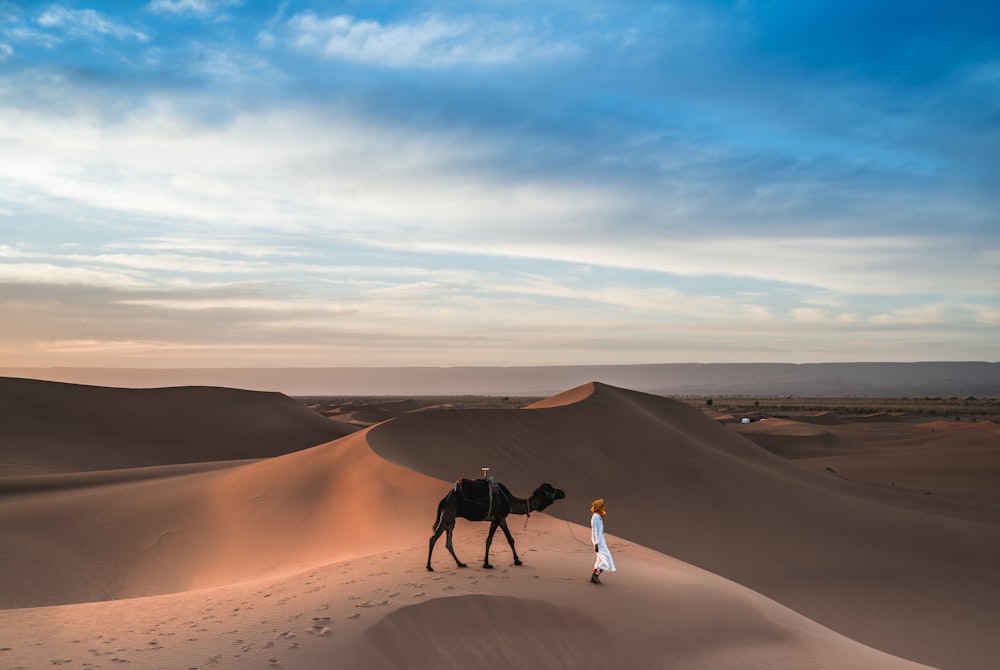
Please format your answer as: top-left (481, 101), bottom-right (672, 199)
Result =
top-left (1, 377), bottom-right (998, 669)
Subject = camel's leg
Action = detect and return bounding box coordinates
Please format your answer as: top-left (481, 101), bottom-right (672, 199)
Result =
top-left (498, 518), bottom-right (523, 566)
top-left (444, 525), bottom-right (466, 568)
top-left (429, 502), bottom-right (466, 571)
top-left (427, 524), bottom-right (445, 571)
top-left (483, 520), bottom-right (500, 569)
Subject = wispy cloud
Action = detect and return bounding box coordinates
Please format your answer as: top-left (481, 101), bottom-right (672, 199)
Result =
top-left (146, 0), bottom-right (242, 17)
top-left (1, 24), bottom-right (60, 48)
top-left (0, 262), bottom-right (148, 289)
top-left (36, 5), bottom-right (149, 42)
top-left (276, 11), bottom-right (581, 67)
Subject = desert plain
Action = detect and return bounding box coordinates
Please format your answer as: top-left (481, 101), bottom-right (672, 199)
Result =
top-left (1, 376), bottom-right (998, 669)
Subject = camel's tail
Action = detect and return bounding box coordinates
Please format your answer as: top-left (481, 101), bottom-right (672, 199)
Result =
top-left (432, 482), bottom-right (459, 531)
top-left (432, 498), bottom-right (445, 531)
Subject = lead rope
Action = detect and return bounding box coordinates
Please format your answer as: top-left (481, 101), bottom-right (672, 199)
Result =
top-left (557, 498), bottom-right (591, 546)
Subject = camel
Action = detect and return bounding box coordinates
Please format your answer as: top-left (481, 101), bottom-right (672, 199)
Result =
top-left (427, 478), bottom-right (566, 571)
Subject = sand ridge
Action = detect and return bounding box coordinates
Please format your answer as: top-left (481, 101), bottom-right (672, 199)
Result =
top-left (2, 377), bottom-right (997, 668)
top-left (369, 382), bottom-right (1000, 669)
top-left (0, 429), bottom-right (446, 607)
top-left (0, 377), bottom-right (354, 476)
top-left (737, 414), bottom-right (1000, 519)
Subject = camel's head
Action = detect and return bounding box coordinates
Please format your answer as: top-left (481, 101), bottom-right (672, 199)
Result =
top-left (533, 483), bottom-right (566, 511)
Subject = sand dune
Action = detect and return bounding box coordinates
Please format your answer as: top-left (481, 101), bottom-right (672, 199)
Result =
top-left (797, 411), bottom-right (847, 425)
top-left (740, 416), bottom-right (1000, 518)
top-left (1, 377), bottom-right (997, 669)
top-left (0, 377), bottom-right (355, 476)
top-left (369, 382), bottom-right (1000, 669)
top-left (0, 427), bottom-right (445, 607)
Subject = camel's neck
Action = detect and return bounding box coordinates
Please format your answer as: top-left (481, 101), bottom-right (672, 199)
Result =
top-left (510, 494), bottom-right (545, 515)
top-left (510, 496), bottom-right (530, 515)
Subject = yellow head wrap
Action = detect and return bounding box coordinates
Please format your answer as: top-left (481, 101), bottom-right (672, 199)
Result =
top-left (591, 498), bottom-right (606, 517)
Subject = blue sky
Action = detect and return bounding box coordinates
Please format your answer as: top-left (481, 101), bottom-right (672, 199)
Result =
top-left (1, 0), bottom-right (998, 367)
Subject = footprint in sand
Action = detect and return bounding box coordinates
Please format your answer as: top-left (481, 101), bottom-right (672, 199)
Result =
top-left (365, 600), bottom-right (388, 608)
top-left (307, 625), bottom-right (331, 637)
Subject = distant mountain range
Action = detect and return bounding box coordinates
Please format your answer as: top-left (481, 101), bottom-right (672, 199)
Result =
top-left (2, 362), bottom-right (998, 397)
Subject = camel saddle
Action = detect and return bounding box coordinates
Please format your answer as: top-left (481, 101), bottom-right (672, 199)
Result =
top-left (452, 477), bottom-right (505, 520)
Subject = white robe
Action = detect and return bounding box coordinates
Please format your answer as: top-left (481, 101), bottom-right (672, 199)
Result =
top-left (591, 512), bottom-right (616, 572)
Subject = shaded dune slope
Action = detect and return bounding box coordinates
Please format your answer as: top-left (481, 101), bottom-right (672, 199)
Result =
top-left (0, 376), bottom-right (355, 476)
top-left (736, 417), bottom-right (845, 458)
top-left (338, 559), bottom-right (932, 670)
top-left (368, 382), bottom-right (1000, 670)
top-left (740, 417), bottom-right (1000, 511)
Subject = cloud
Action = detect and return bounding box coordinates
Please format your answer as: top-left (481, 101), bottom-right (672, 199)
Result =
top-left (0, 262), bottom-right (148, 289)
top-left (870, 305), bottom-right (948, 326)
top-left (36, 5), bottom-right (148, 42)
top-left (106, 235), bottom-right (310, 259)
top-left (145, 0), bottom-right (243, 17)
top-left (179, 43), bottom-right (278, 81)
top-left (66, 252), bottom-right (268, 275)
top-left (116, 296), bottom-right (351, 313)
top-left (278, 11), bottom-right (581, 67)
top-left (1, 24), bottom-right (60, 48)
top-left (1, 0), bottom-right (997, 366)
top-left (0, 79), bottom-right (993, 305)
top-left (968, 304), bottom-right (1000, 326)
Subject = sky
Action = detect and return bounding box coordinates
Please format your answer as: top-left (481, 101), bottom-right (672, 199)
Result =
top-left (0, 0), bottom-right (998, 368)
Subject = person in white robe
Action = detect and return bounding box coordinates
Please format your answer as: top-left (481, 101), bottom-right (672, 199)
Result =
top-left (590, 498), bottom-right (616, 584)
